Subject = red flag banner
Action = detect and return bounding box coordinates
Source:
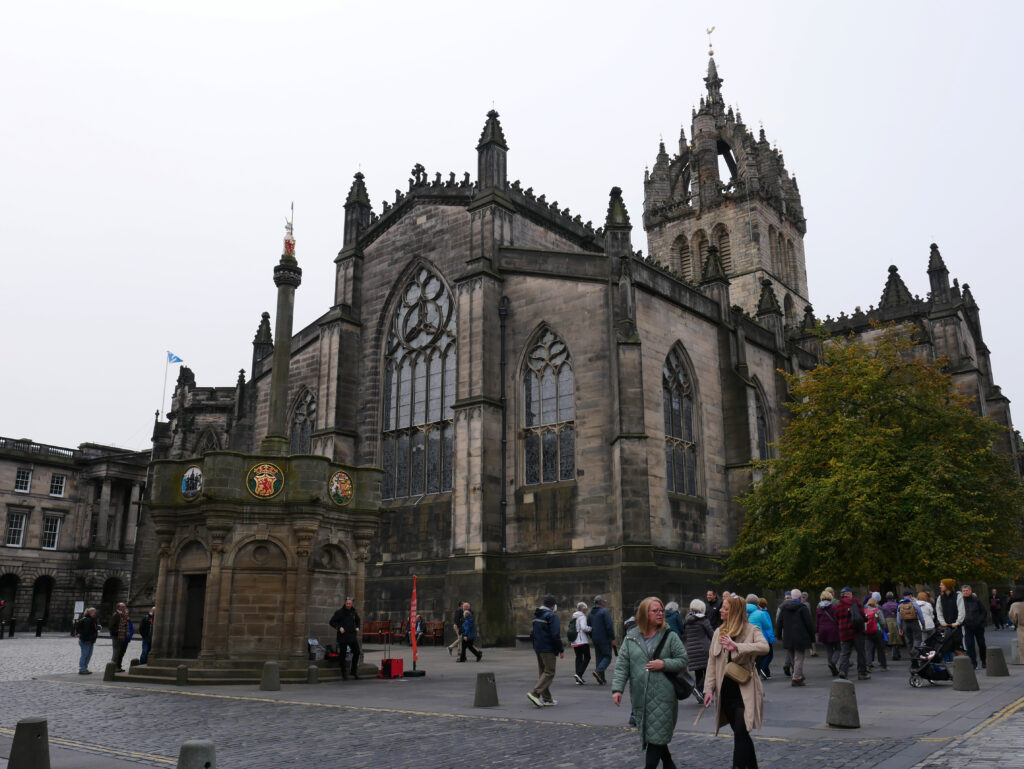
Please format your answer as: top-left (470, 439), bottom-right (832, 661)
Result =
top-left (410, 575), bottom-right (418, 664)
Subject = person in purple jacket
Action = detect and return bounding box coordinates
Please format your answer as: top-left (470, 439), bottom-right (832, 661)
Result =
top-left (816, 589), bottom-right (841, 676)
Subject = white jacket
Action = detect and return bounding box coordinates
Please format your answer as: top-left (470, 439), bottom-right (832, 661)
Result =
top-left (571, 610), bottom-right (593, 647)
top-left (917, 600), bottom-right (936, 631)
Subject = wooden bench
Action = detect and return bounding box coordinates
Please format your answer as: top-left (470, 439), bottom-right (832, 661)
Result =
top-left (423, 621), bottom-right (445, 645)
top-left (361, 620), bottom-right (392, 644)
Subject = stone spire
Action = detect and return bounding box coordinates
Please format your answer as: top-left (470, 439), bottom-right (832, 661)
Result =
top-left (260, 216), bottom-right (303, 455)
top-left (604, 186), bottom-right (633, 259)
top-left (704, 56), bottom-right (724, 110)
top-left (927, 242), bottom-right (950, 304)
top-left (756, 278), bottom-right (783, 316)
top-left (476, 109), bottom-right (508, 191)
top-left (343, 172), bottom-right (372, 247)
top-left (701, 243), bottom-right (728, 284)
top-left (879, 265), bottom-right (914, 309)
top-left (252, 311), bottom-right (273, 372)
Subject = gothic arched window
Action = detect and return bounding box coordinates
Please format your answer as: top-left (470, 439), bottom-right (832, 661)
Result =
top-left (523, 331), bottom-right (575, 484)
top-left (290, 390), bottom-right (316, 454)
top-left (755, 394), bottom-right (770, 461)
top-left (381, 266), bottom-right (456, 499)
top-left (671, 234), bottom-right (693, 281)
top-left (663, 347), bottom-right (699, 496)
top-left (714, 225), bottom-right (733, 273)
top-left (195, 429), bottom-right (219, 455)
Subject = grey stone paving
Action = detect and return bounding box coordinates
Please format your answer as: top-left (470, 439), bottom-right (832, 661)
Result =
top-left (1, 631), bottom-right (1023, 769)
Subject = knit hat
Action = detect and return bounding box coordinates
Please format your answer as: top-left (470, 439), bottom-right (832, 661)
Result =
top-left (690, 598), bottom-right (706, 613)
top-left (941, 579), bottom-right (956, 592)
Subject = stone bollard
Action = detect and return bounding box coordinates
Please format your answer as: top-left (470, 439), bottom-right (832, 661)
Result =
top-left (1012, 639), bottom-right (1021, 665)
top-left (8, 716), bottom-right (50, 769)
top-left (176, 665), bottom-right (189, 686)
top-left (473, 671), bottom-right (499, 707)
top-left (826, 679), bottom-right (859, 728)
top-left (986, 647), bottom-right (1010, 677)
top-left (952, 656), bottom-right (980, 691)
top-left (307, 665), bottom-right (319, 684)
top-left (260, 661), bottom-right (280, 691)
top-left (176, 739), bottom-right (216, 769)
top-left (103, 661), bottom-right (117, 682)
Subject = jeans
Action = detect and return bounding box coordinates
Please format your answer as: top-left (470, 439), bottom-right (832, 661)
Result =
top-left (78, 639), bottom-right (94, 672)
top-left (838, 635), bottom-right (867, 676)
top-left (338, 637), bottom-right (360, 675)
top-left (785, 648), bottom-right (806, 679)
top-left (573, 644), bottom-right (591, 677)
top-left (964, 625), bottom-right (987, 668)
top-left (140, 638), bottom-right (151, 665)
top-left (757, 646), bottom-right (774, 676)
top-left (531, 651), bottom-right (557, 702)
top-left (824, 641), bottom-right (840, 670)
top-left (593, 642), bottom-right (612, 674)
top-left (865, 630), bottom-right (887, 668)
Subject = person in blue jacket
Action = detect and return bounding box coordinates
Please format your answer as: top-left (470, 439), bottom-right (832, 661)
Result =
top-left (589, 595), bottom-right (616, 684)
top-left (458, 603), bottom-right (482, 662)
top-left (745, 594), bottom-right (776, 679)
top-left (527, 594), bottom-right (564, 707)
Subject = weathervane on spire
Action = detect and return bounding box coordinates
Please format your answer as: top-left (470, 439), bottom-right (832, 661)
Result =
top-left (706, 26), bottom-right (715, 56)
top-left (284, 201), bottom-right (295, 257)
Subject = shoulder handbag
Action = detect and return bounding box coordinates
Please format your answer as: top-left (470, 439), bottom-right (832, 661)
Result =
top-left (651, 630), bottom-right (700, 702)
top-left (724, 649), bottom-right (751, 685)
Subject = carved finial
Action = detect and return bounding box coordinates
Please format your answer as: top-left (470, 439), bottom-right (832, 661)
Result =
top-left (706, 25), bottom-right (715, 56)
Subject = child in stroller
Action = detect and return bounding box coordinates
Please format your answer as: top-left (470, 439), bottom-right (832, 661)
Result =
top-left (909, 626), bottom-right (956, 687)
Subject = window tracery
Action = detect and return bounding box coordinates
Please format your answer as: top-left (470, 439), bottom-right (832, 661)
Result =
top-left (523, 331), bottom-right (575, 484)
top-left (663, 347), bottom-right (699, 496)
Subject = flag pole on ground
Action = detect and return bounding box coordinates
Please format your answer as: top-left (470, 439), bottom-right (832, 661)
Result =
top-left (406, 574), bottom-right (425, 677)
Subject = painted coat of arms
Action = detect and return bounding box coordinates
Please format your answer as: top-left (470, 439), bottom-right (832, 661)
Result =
top-left (329, 471), bottom-right (354, 506)
top-left (181, 465), bottom-right (203, 500)
top-left (247, 462), bottom-right (284, 499)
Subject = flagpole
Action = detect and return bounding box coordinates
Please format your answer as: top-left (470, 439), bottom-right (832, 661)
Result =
top-left (160, 352), bottom-right (170, 420)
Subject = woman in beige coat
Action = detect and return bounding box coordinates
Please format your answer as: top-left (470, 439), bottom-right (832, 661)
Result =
top-left (702, 594), bottom-right (769, 769)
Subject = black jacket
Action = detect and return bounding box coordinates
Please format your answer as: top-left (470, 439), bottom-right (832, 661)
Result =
top-left (329, 606), bottom-right (360, 638)
top-left (705, 598), bottom-right (723, 629)
top-left (140, 613), bottom-right (154, 640)
top-left (76, 614), bottom-right (99, 643)
top-left (963, 594), bottom-right (987, 629)
top-left (778, 600), bottom-right (815, 650)
top-left (589, 605), bottom-right (614, 646)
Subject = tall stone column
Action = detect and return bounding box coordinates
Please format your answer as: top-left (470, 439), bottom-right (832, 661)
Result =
top-left (96, 479), bottom-right (112, 548)
top-left (261, 219), bottom-right (303, 455)
top-left (151, 539), bottom-right (173, 660)
top-left (125, 483), bottom-right (142, 548)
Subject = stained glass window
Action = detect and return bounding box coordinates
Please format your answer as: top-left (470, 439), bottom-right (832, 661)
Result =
top-left (523, 331), bottom-right (575, 484)
top-left (381, 267), bottom-right (456, 499)
top-left (663, 348), bottom-right (699, 496)
top-left (755, 395), bottom-right (770, 461)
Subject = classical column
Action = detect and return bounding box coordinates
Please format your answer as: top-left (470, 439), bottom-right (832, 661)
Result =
top-left (151, 539), bottom-right (173, 660)
top-left (198, 522), bottom-right (229, 660)
top-left (260, 217), bottom-right (303, 454)
top-left (96, 479), bottom-right (112, 548)
top-left (125, 483), bottom-right (142, 548)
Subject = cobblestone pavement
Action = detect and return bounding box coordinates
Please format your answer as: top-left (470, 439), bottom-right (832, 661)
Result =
top-left (1, 634), bottom-right (1023, 769)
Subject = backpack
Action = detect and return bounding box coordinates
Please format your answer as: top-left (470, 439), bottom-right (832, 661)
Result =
top-left (566, 615), bottom-right (578, 644)
top-left (849, 601), bottom-right (866, 633)
top-left (865, 608), bottom-right (879, 635)
top-left (899, 601), bottom-right (918, 622)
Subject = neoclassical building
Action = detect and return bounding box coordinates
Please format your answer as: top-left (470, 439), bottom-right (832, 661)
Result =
top-left (140, 54), bottom-right (1017, 640)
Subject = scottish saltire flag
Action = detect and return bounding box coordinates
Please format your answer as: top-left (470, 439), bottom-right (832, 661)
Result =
top-left (167, 351), bottom-right (183, 364)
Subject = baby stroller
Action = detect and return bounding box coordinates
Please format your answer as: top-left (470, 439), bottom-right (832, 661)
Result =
top-left (908, 627), bottom-right (955, 687)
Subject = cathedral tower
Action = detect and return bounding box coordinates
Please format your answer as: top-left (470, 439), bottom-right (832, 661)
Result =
top-left (643, 50), bottom-right (809, 325)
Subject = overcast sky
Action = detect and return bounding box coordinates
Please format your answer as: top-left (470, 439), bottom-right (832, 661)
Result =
top-left (3, 1), bottom-right (1022, 451)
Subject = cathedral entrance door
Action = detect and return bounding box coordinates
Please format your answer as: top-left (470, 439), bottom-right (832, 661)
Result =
top-left (182, 575), bottom-right (206, 658)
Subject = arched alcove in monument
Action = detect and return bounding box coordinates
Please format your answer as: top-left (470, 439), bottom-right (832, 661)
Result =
top-left (308, 543), bottom-right (351, 639)
top-left (227, 539), bottom-right (288, 658)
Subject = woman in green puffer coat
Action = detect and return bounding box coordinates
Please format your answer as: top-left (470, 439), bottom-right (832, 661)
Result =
top-left (612, 596), bottom-right (689, 769)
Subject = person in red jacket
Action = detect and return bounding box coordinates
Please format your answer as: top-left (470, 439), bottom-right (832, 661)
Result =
top-left (833, 588), bottom-right (869, 680)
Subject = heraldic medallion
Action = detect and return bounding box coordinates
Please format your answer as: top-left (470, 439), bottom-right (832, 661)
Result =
top-left (247, 462), bottom-right (284, 499)
top-left (181, 465), bottom-right (203, 500)
top-left (329, 470), bottom-right (354, 506)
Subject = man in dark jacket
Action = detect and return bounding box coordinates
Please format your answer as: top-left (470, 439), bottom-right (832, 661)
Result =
top-left (139, 606), bottom-right (155, 665)
top-left (961, 585), bottom-right (987, 670)
top-left (527, 594), bottom-right (564, 707)
top-left (778, 588), bottom-right (815, 685)
top-left (589, 595), bottom-right (615, 685)
top-left (75, 607), bottom-right (99, 674)
top-left (705, 590), bottom-right (723, 629)
top-left (109, 603), bottom-right (131, 672)
top-left (329, 597), bottom-right (361, 680)
top-left (990, 589), bottom-right (1005, 630)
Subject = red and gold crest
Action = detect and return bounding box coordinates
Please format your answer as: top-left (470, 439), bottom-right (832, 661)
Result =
top-left (329, 470), bottom-right (354, 506)
top-left (247, 462), bottom-right (284, 499)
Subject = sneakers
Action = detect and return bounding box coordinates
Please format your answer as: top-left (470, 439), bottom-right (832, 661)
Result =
top-left (573, 674), bottom-right (585, 685)
top-left (526, 692), bottom-right (543, 708)
top-left (592, 671), bottom-right (603, 684)
top-left (541, 699), bottom-right (557, 706)
top-left (857, 673), bottom-right (871, 680)
top-left (828, 664), bottom-right (839, 676)
top-left (783, 665), bottom-right (792, 677)
top-left (78, 670), bottom-right (91, 675)
top-left (791, 677), bottom-right (806, 686)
